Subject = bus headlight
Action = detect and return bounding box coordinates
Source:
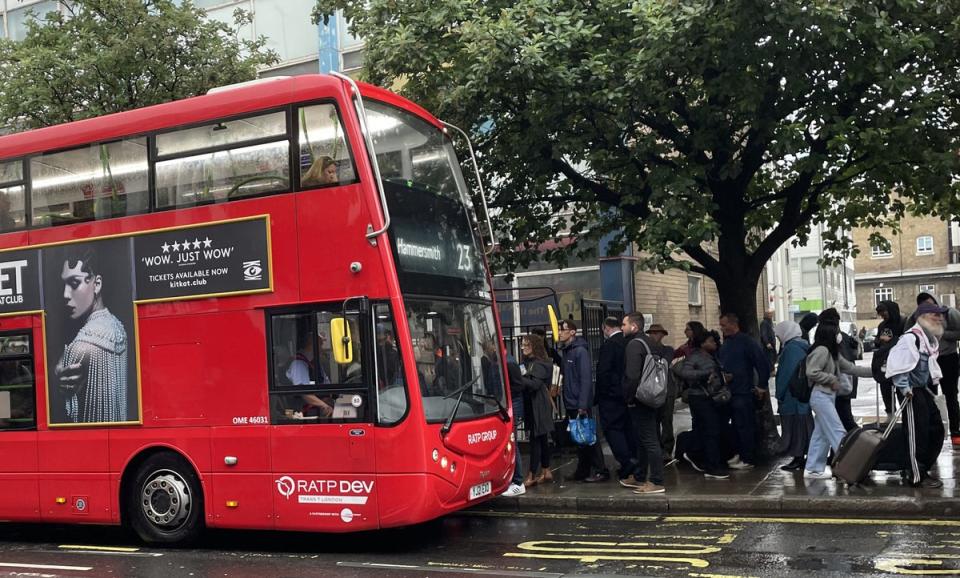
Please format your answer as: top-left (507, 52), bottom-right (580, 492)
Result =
top-left (440, 456), bottom-right (449, 469)
top-left (506, 442), bottom-right (512, 453)
top-left (450, 462), bottom-right (456, 474)
top-left (432, 449), bottom-right (439, 462)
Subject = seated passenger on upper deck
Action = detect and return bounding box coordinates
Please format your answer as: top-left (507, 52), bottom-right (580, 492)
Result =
top-left (301, 156), bottom-right (339, 188)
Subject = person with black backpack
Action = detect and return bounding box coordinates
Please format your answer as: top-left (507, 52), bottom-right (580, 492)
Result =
top-left (773, 321), bottom-right (812, 471)
top-left (804, 323), bottom-right (873, 478)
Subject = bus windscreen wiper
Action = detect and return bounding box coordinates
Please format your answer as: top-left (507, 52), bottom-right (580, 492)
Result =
top-left (467, 391), bottom-right (510, 423)
top-left (440, 375), bottom-right (481, 437)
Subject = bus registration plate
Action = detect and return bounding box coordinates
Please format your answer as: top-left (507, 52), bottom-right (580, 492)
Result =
top-left (469, 481), bottom-right (492, 500)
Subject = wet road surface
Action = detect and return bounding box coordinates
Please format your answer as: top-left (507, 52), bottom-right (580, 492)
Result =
top-left (0, 511), bottom-right (958, 576)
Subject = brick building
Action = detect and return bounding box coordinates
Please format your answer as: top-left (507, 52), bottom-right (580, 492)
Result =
top-left (632, 267), bottom-right (723, 345)
top-left (853, 215), bottom-right (960, 326)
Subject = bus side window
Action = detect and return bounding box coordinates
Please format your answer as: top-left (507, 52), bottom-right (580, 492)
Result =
top-left (297, 104), bottom-right (357, 190)
top-left (155, 111), bottom-right (290, 209)
top-left (267, 308), bottom-right (369, 425)
top-left (0, 333), bottom-right (35, 431)
top-left (30, 139), bottom-right (149, 227)
top-left (0, 160), bottom-right (26, 232)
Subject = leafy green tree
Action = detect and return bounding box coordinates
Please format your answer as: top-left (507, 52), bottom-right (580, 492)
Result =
top-left (316, 0), bottom-right (960, 334)
top-left (0, 0), bottom-right (278, 130)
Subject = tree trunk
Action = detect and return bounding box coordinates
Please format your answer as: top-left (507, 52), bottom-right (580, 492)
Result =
top-left (715, 271), bottom-right (762, 340)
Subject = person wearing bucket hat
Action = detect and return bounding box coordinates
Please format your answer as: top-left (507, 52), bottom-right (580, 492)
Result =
top-left (886, 302), bottom-right (949, 487)
top-left (905, 293), bottom-right (960, 447)
top-left (646, 324), bottom-right (677, 462)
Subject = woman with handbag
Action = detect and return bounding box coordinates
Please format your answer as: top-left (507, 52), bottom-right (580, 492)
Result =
top-left (519, 334), bottom-right (556, 486)
top-left (674, 329), bottom-right (731, 479)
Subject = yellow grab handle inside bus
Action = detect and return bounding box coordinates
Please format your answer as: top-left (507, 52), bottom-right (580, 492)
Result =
top-left (547, 305), bottom-right (560, 341)
top-left (330, 318), bottom-right (353, 365)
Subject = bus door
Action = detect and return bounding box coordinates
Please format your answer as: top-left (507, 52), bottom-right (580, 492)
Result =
top-left (267, 304), bottom-right (378, 531)
top-left (0, 329), bottom-right (40, 520)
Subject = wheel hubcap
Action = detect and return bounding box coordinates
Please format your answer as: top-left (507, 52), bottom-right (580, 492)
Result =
top-left (140, 469), bottom-right (191, 529)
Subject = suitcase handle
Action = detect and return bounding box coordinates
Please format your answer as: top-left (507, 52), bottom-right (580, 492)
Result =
top-left (882, 396), bottom-right (910, 440)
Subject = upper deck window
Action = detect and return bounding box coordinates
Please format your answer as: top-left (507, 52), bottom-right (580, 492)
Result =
top-left (155, 111), bottom-right (290, 208)
top-left (31, 139), bottom-right (149, 227)
top-left (0, 160), bottom-right (26, 233)
top-left (297, 104), bottom-right (357, 189)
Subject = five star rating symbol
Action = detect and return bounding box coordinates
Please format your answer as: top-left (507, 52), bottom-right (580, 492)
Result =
top-left (161, 237), bottom-right (213, 253)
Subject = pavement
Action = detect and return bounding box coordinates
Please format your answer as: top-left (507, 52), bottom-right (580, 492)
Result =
top-left (480, 353), bottom-right (960, 518)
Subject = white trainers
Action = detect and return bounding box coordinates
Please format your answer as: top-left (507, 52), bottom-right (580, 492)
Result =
top-left (501, 483), bottom-right (526, 496)
top-left (803, 470), bottom-right (825, 479)
top-left (729, 459), bottom-right (754, 471)
top-left (726, 455), bottom-right (741, 466)
top-left (682, 452), bottom-right (704, 472)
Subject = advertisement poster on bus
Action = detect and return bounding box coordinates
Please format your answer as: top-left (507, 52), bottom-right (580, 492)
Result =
top-left (43, 237), bottom-right (139, 426)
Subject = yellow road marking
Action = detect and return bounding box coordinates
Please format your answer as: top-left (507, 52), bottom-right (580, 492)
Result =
top-left (470, 510), bottom-right (960, 527)
top-left (690, 573), bottom-right (757, 578)
top-left (59, 545), bottom-right (140, 552)
top-left (503, 552), bottom-right (710, 567)
top-left (663, 516), bottom-right (960, 527)
top-left (515, 540), bottom-right (722, 555)
top-left (876, 559), bottom-right (960, 575)
top-left (470, 511), bottom-right (660, 522)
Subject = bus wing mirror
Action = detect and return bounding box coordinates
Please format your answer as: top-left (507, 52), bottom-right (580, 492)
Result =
top-left (547, 305), bottom-right (560, 341)
top-left (330, 318), bottom-right (353, 365)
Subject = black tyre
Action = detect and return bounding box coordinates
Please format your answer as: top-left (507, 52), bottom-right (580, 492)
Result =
top-left (126, 452), bottom-right (204, 545)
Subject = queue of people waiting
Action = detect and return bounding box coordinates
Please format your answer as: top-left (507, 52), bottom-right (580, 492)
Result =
top-left (502, 295), bottom-right (958, 496)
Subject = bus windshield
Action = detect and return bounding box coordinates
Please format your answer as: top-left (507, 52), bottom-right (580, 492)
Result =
top-left (365, 99), bottom-right (504, 422)
top-left (405, 298), bottom-right (505, 422)
top-left (365, 100), bottom-right (489, 299)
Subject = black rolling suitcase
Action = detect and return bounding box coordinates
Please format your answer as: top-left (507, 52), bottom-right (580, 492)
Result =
top-left (832, 399), bottom-right (908, 485)
top-left (871, 421), bottom-right (909, 472)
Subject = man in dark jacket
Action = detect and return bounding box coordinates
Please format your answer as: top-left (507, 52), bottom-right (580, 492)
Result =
top-left (874, 300), bottom-right (904, 417)
top-left (760, 310), bottom-right (777, 368)
top-left (622, 312), bottom-right (666, 494)
top-left (717, 313), bottom-right (771, 469)
top-left (596, 316), bottom-right (638, 486)
top-left (559, 319), bottom-right (606, 481)
top-left (647, 324), bottom-right (678, 463)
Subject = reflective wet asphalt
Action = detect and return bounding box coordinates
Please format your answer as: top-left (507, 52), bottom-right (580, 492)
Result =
top-left (0, 510), bottom-right (957, 577)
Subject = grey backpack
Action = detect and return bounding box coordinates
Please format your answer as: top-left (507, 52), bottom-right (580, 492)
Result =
top-left (634, 338), bottom-right (668, 408)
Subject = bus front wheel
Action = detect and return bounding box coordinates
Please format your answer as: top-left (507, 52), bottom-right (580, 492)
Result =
top-left (126, 452), bottom-right (204, 545)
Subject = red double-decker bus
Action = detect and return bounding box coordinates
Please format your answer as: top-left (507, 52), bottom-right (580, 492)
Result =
top-left (0, 74), bottom-right (513, 543)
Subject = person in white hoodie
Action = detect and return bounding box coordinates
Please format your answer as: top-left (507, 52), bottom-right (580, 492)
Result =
top-left (886, 302), bottom-right (949, 488)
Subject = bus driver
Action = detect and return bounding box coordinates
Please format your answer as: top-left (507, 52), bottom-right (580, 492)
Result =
top-left (285, 329), bottom-right (334, 417)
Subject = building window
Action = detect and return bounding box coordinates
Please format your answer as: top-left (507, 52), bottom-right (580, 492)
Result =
top-left (800, 257), bottom-right (820, 288)
top-left (871, 244), bottom-right (893, 259)
top-left (687, 275), bottom-right (702, 306)
top-left (920, 284), bottom-right (936, 295)
top-left (874, 287), bottom-right (894, 307)
top-left (917, 236), bottom-right (934, 255)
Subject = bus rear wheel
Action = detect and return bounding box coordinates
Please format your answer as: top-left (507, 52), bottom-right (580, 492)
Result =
top-left (126, 453), bottom-right (204, 545)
